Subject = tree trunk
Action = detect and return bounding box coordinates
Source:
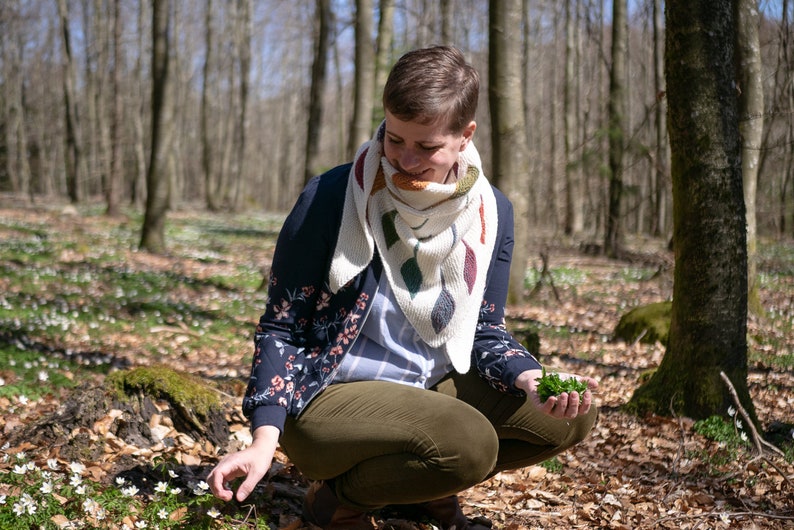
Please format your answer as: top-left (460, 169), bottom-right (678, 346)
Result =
top-left (140, 0), bottom-right (172, 254)
top-left (201, 0), bottom-right (218, 211)
top-left (57, 0), bottom-right (83, 203)
top-left (489, 0), bottom-right (530, 305)
top-left (652, 0), bottom-right (668, 237)
top-left (107, 0), bottom-right (123, 216)
top-left (629, 0), bottom-right (756, 426)
top-left (563, 0), bottom-right (583, 236)
top-left (604, 0), bottom-right (626, 257)
top-left (736, 0), bottom-right (764, 315)
top-left (232, 0), bottom-right (252, 210)
top-left (305, 0), bottom-right (332, 185)
top-left (373, 0), bottom-right (395, 126)
top-left (348, 0), bottom-right (375, 158)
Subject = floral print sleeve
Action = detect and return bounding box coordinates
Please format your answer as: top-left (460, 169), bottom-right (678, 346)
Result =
top-left (242, 171), bottom-right (346, 432)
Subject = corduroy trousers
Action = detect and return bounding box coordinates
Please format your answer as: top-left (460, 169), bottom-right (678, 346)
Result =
top-left (280, 370), bottom-right (598, 512)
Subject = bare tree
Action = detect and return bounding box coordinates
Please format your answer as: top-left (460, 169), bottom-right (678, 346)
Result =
top-left (564, 0), bottom-right (583, 236)
top-left (56, 0), bottom-right (83, 203)
top-left (305, 0), bottom-right (332, 185)
top-left (348, 0), bottom-right (376, 158)
top-left (107, 0), bottom-right (123, 216)
top-left (373, 0), bottom-right (395, 126)
top-left (140, 0), bottom-right (172, 254)
top-left (736, 0), bottom-right (764, 313)
top-left (651, 0), bottom-right (668, 237)
top-left (489, 0), bottom-right (530, 304)
top-left (629, 0), bottom-right (756, 425)
top-left (604, 0), bottom-right (627, 257)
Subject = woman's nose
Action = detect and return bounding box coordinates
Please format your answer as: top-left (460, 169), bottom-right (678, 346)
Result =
top-left (399, 149), bottom-right (421, 171)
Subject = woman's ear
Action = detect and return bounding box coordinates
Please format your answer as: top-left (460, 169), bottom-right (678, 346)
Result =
top-left (459, 121), bottom-right (477, 151)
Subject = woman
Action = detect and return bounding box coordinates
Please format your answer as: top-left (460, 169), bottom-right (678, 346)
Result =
top-left (208, 46), bottom-right (598, 530)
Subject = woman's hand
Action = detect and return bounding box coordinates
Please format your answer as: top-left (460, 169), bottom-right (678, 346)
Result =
top-left (515, 368), bottom-right (598, 419)
top-left (207, 425), bottom-right (280, 502)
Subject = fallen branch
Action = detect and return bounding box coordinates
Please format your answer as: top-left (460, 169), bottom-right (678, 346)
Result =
top-left (719, 371), bottom-right (793, 487)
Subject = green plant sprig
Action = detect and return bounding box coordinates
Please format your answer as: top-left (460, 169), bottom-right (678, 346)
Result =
top-left (535, 367), bottom-right (588, 403)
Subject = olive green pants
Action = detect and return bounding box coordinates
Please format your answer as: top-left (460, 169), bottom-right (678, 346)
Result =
top-left (280, 371), bottom-right (597, 512)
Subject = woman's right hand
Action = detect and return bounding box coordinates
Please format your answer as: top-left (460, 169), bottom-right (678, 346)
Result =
top-left (207, 425), bottom-right (280, 502)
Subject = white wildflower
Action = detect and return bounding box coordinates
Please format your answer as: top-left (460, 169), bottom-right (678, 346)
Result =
top-left (17, 395), bottom-right (28, 405)
top-left (116, 477), bottom-right (127, 486)
top-left (76, 484), bottom-right (87, 495)
top-left (169, 487), bottom-right (181, 495)
top-left (158, 508), bottom-right (169, 520)
top-left (69, 461), bottom-right (86, 475)
top-left (12, 464), bottom-right (28, 475)
top-left (83, 498), bottom-right (100, 515)
top-left (736, 419), bottom-right (743, 430)
top-left (134, 521), bottom-right (148, 528)
top-left (41, 481), bottom-right (54, 494)
top-left (70, 474), bottom-right (83, 487)
top-left (12, 502), bottom-right (25, 516)
top-left (207, 507), bottom-right (221, 519)
top-left (38, 370), bottom-right (49, 382)
top-left (740, 431), bottom-right (748, 443)
top-left (0, 377), bottom-right (5, 386)
top-left (47, 459), bottom-right (59, 470)
top-left (15, 452), bottom-right (27, 461)
top-left (720, 513), bottom-right (731, 524)
top-left (168, 470), bottom-right (178, 479)
top-left (121, 485), bottom-right (139, 497)
top-left (727, 406), bottom-right (736, 417)
top-left (155, 481), bottom-right (168, 494)
top-left (0, 494), bottom-right (6, 504)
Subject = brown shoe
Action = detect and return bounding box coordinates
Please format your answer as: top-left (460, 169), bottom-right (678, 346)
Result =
top-left (418, 495), bottom-right (492, 530)
top-left (302, 480), bottom-right (375, 530)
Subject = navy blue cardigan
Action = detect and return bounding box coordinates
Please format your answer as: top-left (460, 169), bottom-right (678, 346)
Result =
top-left (243, 163), bottom-right (542, 433)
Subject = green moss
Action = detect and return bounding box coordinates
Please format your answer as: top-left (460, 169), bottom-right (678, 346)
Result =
top-left (614, 301), bottom-right (672, 345)
top-left (106, 365), bottom-right (220, 416)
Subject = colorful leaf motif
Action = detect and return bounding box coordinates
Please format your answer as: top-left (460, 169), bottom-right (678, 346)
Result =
top-left (463, 240), bottom-right (476, 294)
top-left (382, 210), bottom-right (399, 248)
top-left (401, 253), bottom-right (422, 298)
top-left (431, 279), bottom-right (455, 334)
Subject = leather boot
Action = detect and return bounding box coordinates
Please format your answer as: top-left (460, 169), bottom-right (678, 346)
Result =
top-left (302, 480), bottom-right (375, 530)
top-left (418, 495), bottom-right (492, 530)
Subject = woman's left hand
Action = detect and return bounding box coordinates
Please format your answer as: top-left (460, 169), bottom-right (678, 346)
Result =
top-left (514, 368), bottom-right (598, 419)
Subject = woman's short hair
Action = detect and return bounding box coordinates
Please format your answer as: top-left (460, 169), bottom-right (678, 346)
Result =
top-left (382, 46), bottom-right (479, 134)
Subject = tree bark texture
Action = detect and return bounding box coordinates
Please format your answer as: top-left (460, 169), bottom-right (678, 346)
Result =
top-left (604, 0), bottom-right (627, 257)
top-left (304, 0), bottom-right (332, 185)
top-left (348, 0), bottom-right (376, 158)
top-left (140, 0), bottom-right (172, 254)
top-left (489, 0), bottom-right (530, 305)
top-left (736, 0), bottom-right (764, 314)
top-left (630, 0), bottom-right (756, 424)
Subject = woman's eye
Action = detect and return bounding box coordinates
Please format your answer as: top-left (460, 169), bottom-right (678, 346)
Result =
top-left (421, 145), bottom-right (441, 152)
top-left (387, 136), bottom-right (403, 145)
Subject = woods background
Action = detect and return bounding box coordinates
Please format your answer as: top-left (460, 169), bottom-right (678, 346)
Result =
top-left (1, 0), bottom-right (792, 241)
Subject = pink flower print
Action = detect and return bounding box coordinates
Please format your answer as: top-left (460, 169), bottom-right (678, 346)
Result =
top-left (274, 299), bottom-right (291, 320)
top-left (286, 381), bottom-right (294, 393)
top-left (302, 285), bottom-right (315, 298)
top-left (338, 325), bottom-right (359, 345)
top-left (316, 291), bottom-right (331, 311)
top-left (271, 375), bottom-right (285, 392)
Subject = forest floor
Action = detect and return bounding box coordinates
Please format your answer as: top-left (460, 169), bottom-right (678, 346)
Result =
top-left (0, 197), bottom-right (793, 530)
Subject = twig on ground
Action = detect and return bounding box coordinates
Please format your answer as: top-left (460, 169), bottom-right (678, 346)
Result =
top-left (720, 371), bottom-right (793, 487)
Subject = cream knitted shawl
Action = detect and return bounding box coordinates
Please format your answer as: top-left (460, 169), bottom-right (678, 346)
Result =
top-left (328, 123), bottom-right (498, 373)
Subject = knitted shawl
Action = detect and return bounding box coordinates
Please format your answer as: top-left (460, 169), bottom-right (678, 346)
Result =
top-left (328, 123), bottom-right (498, 373)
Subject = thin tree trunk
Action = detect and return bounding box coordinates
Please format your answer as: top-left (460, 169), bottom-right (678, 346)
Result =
top-left (201, 0), bottom-right (218, 210)
top-left (564, 0), bottom-right (583, 236)
top-left (232, 0), bottom-right (252, 210)
top-left (736, 0), bottom-right (764, 314)
top-left (373, 0), bottom-right (395, 126)
top-left (604, 0), bottom-right (627, 257)
top-left (140, 0), bottom-right (172, 254)
top-left (652, 0), bottom-right (668, 237)
top-left (107, 0), bottom-right (123, 216)
top-left (305, 0), bottom-right (332, 184)
top-left (348, 0), bottom-right (375, 158)
top-left (57, 0), bottom-right (82, 203)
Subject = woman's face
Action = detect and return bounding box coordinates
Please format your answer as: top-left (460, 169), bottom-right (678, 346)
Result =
top-left (383, 111), bottom-right (476, 184)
